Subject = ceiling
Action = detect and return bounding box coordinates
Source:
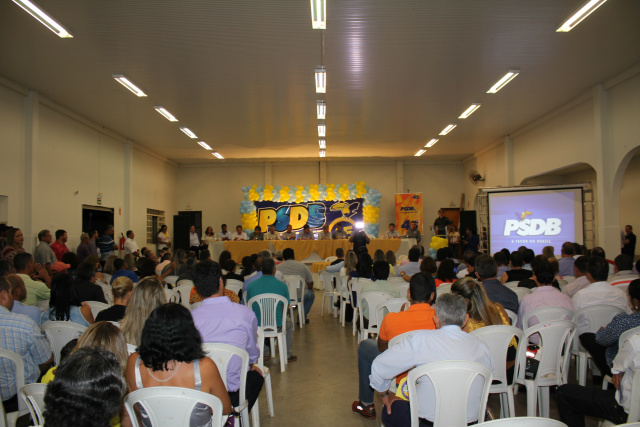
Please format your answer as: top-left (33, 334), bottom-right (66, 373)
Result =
top-left (1, 0), bottom-right (639, 163)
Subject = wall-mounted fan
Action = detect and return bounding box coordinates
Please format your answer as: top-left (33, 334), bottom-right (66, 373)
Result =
top-left (468, 170), bottom-right (485, 187)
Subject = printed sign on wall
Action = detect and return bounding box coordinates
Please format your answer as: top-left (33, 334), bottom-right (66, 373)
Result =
top-left (395, 193), bottom-right (423, 233)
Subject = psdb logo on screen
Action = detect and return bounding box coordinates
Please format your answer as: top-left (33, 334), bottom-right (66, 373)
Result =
top-left (503, 211), bottom-right (562, 236)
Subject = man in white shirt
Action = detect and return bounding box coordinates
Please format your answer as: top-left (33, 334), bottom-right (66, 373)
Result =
top-left (124, 230), bottom-right (140, 257)
top-left (264, 225), bottom-right (280, 240)
top-left (608, 254), bottom-right (638, 286)
top-left (370, 293), bottom-right (493, 427)
top-left (189, 225), bottom-right (208, 258)
top-left (572, 257), bottom-right (629, 335)
top-left (281, 225), bottom-right (296, 241)
top-left (557, 334), bottom-right (640, 426)
top-left (218, 224), bottom-right (232, 241)
top-left (231, 225), bottom-right (248, 241)
top-left (297, 224), bottom-right (315, 240)
top-left (385, 223), bottom-right (399, 239)
top-left (562, 256), bottom-right (591, 298)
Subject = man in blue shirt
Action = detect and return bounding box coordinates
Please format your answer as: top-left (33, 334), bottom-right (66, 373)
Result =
top-left (110, 258), bottom-right (139, 284)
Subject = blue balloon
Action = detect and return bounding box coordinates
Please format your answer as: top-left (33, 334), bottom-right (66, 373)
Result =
top-left (428, 247), bottom-right (437, 258)
top-left (256, 185), bottom-right (264, 193)
top-left (241, 186), bottom-right (249, 193)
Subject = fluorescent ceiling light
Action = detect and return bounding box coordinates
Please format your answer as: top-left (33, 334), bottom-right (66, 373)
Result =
top-left (439, 123), bottom-right (457, 136)
top-left (425, 138), bottom-right (439, 148)
top-left (180, 127), bottom-right (197, 139)
top-left (487, 70), bottom-right (520, 94)
top-left (319, 149), bottom-right (326, 158)
top-left (12, 0), bottom-right (73, 38)
top-left (197, 141), bottom-right (212, 150)
top-left (318, 122), bottom-right (326, 137)
top-left (154, 106), bottom-right (178, 122)
top-left (317, 101), bottom-right (326, 120)
top-left (415, 149), bottom-right (426, 157)
top-left (458, 103), bottom-right (482, 119)
top-left (310, 0), bottom-right (326, 29)
top-left (319, 138), bottom-right (326, 149)
top-left (557, 0), bottom-right (608, 32)
top-left (113, 74), bottom-right (147, 97)
top-left (212, 152), bottom-right (224, 159)
top-left (315, 66), bottom-right (326, 94)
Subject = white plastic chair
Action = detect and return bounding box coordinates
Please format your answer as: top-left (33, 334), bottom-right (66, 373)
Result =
top-left (388, 330), bottom-right (417, 349)
top-left (283, 275), bottom-right (305, 329)
top-left (388, 276), bottom-right (405, 285)
top-left (521, 306), bottom-right (574, 330)
top-left (124, 386), bottom-right (226, 427)
top-left (436, 282), bottom-right (452, 298)
top-left (514, 320), bottom-right (576, 417)
top-left (248, 293), bottom-right (289, 373)
top-left (406, 360), bottom-right (493, 427)
top-left (479, 417), bottom-right (568, 426)
top-left (504, 281), bottom-right (520, 290)
top-left (176, 279), bottom-right (194, 288)
top-left (320, 270), bottom-right (339, 318)
top-left (396, 282), bottom-right (410, 298)
top-left (40, 321), bottom-right (87, 365)
top-left (256, 329), bottom-right (275, 420)
top-left (164, 275), bottom-right (179, 286)
top-left (0, 349), bottom-right (27, 427)
top-left (101, 273), bottom-right (112, 284)
top-left (173, 283), bottom-right (194, 309)
top-left (376, 298), bottom-right (409, 325)
top-left (202, 343), bottom-right (250, 427)
top-left (357, 291), bottom-right (393, 342)
top-left (324, 256), bottom-right (337, 263)
top-left (190, 301), bottom-right (202, 310)
top-left (225, 279), bottom-right (243, 296)
top-left (470, 325), bottom-right (524, 418)
top-left (573, 304), bottom-right (625, 386)
top-left (349, 278), bottom-right (372, 337)
top-left (97, 283), bottom-right (113, 305)
top-left (85, 300), bottom-right (110, 320)
top-left (563, 275), bottom-right (576, 284)
top-left (602, 367), bottom-right (640, 426)
top-left (164, 288), bottom-right (179, 303)
top-left (505, 309), bottom-right (518, 326)
top-left (512, 287), bottom-right (532, 302)
top-left (339, 275), bottom-right (350, 327)
top-left (19, 383), bottom-right (47, 426)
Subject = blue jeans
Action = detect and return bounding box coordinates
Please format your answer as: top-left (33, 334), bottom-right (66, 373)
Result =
top-left (358, 339), bottom-right (381, 405)
top-left (302, 288), bottom-right (315, 320)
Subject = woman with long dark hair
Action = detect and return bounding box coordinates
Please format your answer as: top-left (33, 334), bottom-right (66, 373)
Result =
top-left (1, 227), bottom-right (25, 269)
top-left (41, 274), bottom-right (93, 326)
top-left (435, 258), bottom-right (457, 287)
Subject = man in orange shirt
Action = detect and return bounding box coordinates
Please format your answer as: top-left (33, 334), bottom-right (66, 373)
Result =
top-left (352, 272), bottom-right (437, 419)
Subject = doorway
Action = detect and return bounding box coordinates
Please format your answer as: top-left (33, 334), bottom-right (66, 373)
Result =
top-left (82, 205), bottom-right (115, 235)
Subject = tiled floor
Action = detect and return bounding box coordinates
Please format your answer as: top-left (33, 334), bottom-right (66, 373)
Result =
top-left (254, 290), bottom-right (604, 426)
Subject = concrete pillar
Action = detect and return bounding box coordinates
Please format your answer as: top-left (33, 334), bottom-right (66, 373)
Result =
top-left (124, 140), bottom-right (133, 231)
top-left (24, 91), bottom-right (39, 252)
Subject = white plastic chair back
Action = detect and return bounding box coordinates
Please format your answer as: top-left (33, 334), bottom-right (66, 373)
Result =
top-left (124, 386), bottom-right (225, 427)
top-left (85, 301), bottom-right (110, 320)
top-left (101, 273), bottom-right (112, 284)
top-left (563, 275), bottom-right (576, 284)
top-left (248, 294), bottom-right (289, 372)
top-left (376, 298), bottom-right (408, 324)
top-left (504, 281), bottom-right (520, 290)
top-left (97, 283), bottom-right (113, 305)
top-left (164, 275), bottom-right (179, 286)
top-left (164, 288), bottom-right (179, 303)
top-left (324, 256), bottom-right (337, 263)
top-left (388, 277), bottom-right (405, 285)
top-left (609, 278), bottom-right (635, 288)
top-left (35, 300), bottom-right (50, 312)
top-left (505, 309), bottom-right (517, 326)
top-left (320, 270), bottom-right (340, 318)
top-left (512, 287), bottom-right (532, 302)
top-left (0, 349), bottom-right (27, 424)
top-left (190, 301), bottom-right (202, 310)
top-left (479, 417), bottom-right (568, 426)
top-left (521, 306), bottom-right (574, 330)
top-left (40, 321), bottom-right (87, 365)
top-left (19, 383), bottom-right (47, 426)
top-left (202, 343), bottom-right (250, 427)
top-left (173, 283), bottom-right (194, 309)
top-left (407, 360), bottom-right (493, 427)
top-left (470, 326), bottom-right (524, 418)
top-left (619, 326), bottom-right (640, 350)
top-left (358, 292), bottom-right (393, 341)
top-left (127, 343), bottom-right (137, 355)
top-left (320, 270), bottom-right (337, 293)
top-left (388, 331), bottom-right (417, 349)
top-left (225, 279), bottom-right (243, 296)
top-left (396, 283), bottom-right (410, 298)
top-left (436, 282), bottom-right (452, 297)
top-left (176, 279), bottom-right (194, 288)
top-left (283, 275), bottom-right (304, 328)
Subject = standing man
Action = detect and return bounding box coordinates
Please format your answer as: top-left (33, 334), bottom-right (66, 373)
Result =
top-left (97, 225), bottom-right (118, 265)
top-left (218, 224), bottom-right (232, 241)
top-left (281, 225), bottom-right (296, 241)
top-left (124, 230), bottom-right (140, 257)
top-left (76, 233), bottom-right (92, 263)
top-left (231, 225), bottom-right (248, 241)
top-left (350, 229), bottom-right (370, 253)
top-left (264, 225), bottom-right (280, 241)
top-left (33, 230), bottom-right (57, 270)
top-left (385, 223), bottom-right (399, 239)
top-left (50, 229), bottom-right (70, 262)
top-left (276, 248), bottom-right (315, 323)
top-left (433, 209), bottom-right (452, 237)
top-left (406, 221), bottom-right (422, 244)
top-left (623, 225), bottom-right (636, 258)
top-left (297, 224), bottom-right (315, 240)
top-left (332, 223), bottom-right (347, 240)
top-left (88, 229), bottom-right (99, 257)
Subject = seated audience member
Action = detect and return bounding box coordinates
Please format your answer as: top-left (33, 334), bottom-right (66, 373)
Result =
top-left (243, 256), bottom-right (266, 296)
top-left (232, 225), bottom-right (248, 241)
top-left (477, 254), bottom-right (519, 313)
top-left (557, 334), bottom-right (640, 427)
top-left (608, 254), bottom-right (638, 284)
top-left (542, 245), bottom-right (555, 259)
top-left (494, 251), bottom-right (510, 278)
top-left (579, 279), bottom-right (640, 381)
top-left (405, 221), bottom-right (422, 244)
top-left (0, 276), bottom-right (52, 412)
top-left (462, 227), bottom-right (479, 253)
top-left (516, 258), bottom-right (573, 330)
top-left (435, 258), bottom-right (456, 287)
top-left (110, 258), bottom-right (139, 284)
top-left (558, 241), bottom-right (576, 277)
top-left (341, 250), bottom-right (358, 277)
top-left (34, 229), bottom-right (57, 269)
top-left (126, 303), bottom-right (232, 425)
top-left (191, 260), bottom-right (264, 411)
top-left (137, 257), bottom-right (175, 285)
top-left (500, 251), bottom-right (533, 284)
top-left (84, 254), bottom-right (105, 283)
top-left (124, 253), bottom-right (137, 272)
top-left (435, 247), bottom-right (451, 266)
top-left (562, 256), bottom-right (591, 298)
top-left (14, 252), bottom-right (51, 305)
top-left (223, 259), bottom-right (244, 283)
top-left (7, 274), bottom-right (41, 325)
top-left (177, 257), bottom-right (197, 283)
top-left (73, 262), bottom-right (107, 303)
top-left (591, 246), bottom-right (615, 276)
top-left (452, 276), bottom-right (512, 330)
top-left (573, 257), bottom-right (629, 335)
top-left (318, 225), bottom-right (332, 240)
top-left (189, 226), bottom-right (208, 258)
top-left (360, 261), bottom-right (401, 320)
top-left (369, 293), bottom-right (493, 427)
top-left (240, 256), bottom-right (254, 278)
top-left (350, 252), bottom-right (374, 281)
top-left (398, 246), bottom-right (422, 279)
top-left (352, 272), bottom-right (437, 419)
top-left (198, 249), bottom-right (211, 262)
top-left (264, 224), bottom-right (280, 240)
top-left (120, 277), bottom-right (167, 346)
top-left (456, 250), bottom-right (477, 279)
top-left (42, 274), bottom-right (93, 326)
top-left (50, 229), bottom-right (70, 262)
top-left (276, 248), bottom-right (315, 322)
top-left (44, 347), bottom-right (126, 427)
top-left (247, 258), bottom-right (296, 362)
top-left (326, 248), bottom-right (346, 273)
top-left (1, 227), bottom-right (26, 269)
top-left (171, 249), bottom-right (187, 275)
top-left (522, 248), bottom-right (535, 270)
top-left (373, 249), bottom-right (394, 277)
top-left (155, 252), bottom-right (172, 275)
top-left (102, 254), bottom-right (118, 276)
top-left (61, 252), bottom-right (80, 277)
top-left (0, 259), bottom-right (11, 277)
top-left (386, 250), bottom-right (397, 269)
top-left (250, 225), bottom-right (264, 241)
top-left (96, 277), bottom-right (134, 322)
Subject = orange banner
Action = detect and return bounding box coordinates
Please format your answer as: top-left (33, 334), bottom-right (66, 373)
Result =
top-left (395, 193), bottom-right (423, 234)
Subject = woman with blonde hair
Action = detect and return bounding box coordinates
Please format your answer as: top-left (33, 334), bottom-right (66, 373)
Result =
top-left (120, 277), bottom-right (166, 346)
top-left (341, 250), bottom-right (358, 277)
top-left (102, 254), bottom-right (119, 275)
top-left (96, 277), bottom-right (134, 323)
top-left (123, 253), bottom-right (137, 272)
